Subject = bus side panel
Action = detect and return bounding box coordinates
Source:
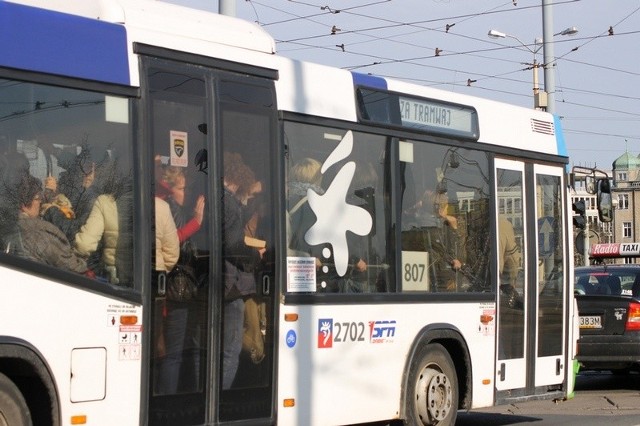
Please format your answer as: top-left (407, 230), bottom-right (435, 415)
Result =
top-left (274, 60), bottom-right (358, 123)
top-left (0, 266), bottom-right (142, 426)
top-left (276, 302), bottom-right (496, 426)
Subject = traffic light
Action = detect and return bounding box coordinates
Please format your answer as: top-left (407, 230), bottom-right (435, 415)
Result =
top-left (597, 178), bottom-right (613, 222)
top-left (572, 200), bottom-right (586, 229)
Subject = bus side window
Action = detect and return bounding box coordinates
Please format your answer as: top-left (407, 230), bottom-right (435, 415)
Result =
top-left (401, 144), bottom-right (491, 293)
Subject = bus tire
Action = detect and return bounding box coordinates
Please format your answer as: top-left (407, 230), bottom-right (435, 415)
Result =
top-left (405, 343), bottom-right (458, 426)
top-left (0, 372), bottom-right (32, 426)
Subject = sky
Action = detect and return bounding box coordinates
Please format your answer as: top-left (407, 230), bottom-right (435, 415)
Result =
top-left (163, 0), bottom-right (640, 172)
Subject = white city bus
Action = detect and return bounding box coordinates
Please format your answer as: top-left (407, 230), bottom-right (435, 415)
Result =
top-left (0, 1), bottom-right (576, 425)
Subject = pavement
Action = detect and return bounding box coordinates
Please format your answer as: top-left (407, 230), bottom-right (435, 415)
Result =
top-left (456, 371), bottom-right (640, 425)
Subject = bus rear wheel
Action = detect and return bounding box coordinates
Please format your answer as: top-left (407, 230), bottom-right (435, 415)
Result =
top-left (406, 343), bottom-right (458, 426)
top-left (0, 372), bottom-right (31, 426)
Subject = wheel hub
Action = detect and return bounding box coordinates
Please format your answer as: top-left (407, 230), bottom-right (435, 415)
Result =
top-left (416, 367), bottom-right (452, 424)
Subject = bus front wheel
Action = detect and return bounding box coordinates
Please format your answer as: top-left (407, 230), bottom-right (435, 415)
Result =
top-left (406, 343), bottom-right (458, 426)
top-left (0, 372), bottom-right (31, 426)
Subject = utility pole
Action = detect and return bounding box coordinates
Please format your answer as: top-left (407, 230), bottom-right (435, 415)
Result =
top-left (219, 0), bottom-right (236, 16)
top-left (542, 0), bottom-right (555, 114)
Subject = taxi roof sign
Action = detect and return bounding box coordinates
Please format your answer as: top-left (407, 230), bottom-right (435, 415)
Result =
top-left (590, 243), bottom-right (640, 258)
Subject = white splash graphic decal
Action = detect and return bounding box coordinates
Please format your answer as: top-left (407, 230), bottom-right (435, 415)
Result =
top-left (321, 131), bottom-right (353, 174)
top-left (304, 131), bottom-right (373, 277)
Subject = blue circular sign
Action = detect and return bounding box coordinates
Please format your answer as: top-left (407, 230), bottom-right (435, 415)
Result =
top-left (286, 330), bottom-right (297, 348)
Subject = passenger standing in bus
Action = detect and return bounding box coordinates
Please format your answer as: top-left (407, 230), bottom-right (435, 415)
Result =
top-left (43, 154), bottom-right (114, 247)
top-left (40, 175), bottom-right (77, 240)
top-left (340, 162), bottom-right (379, 293)
top-left (58, 149), bottom-right (100, 229)
top-left (287, 158), bottom-right (323, 259)
top-left (241, 178), bottom-right (268, 366)
top-left (15, 174), bottom-right (91, 275)
top-left (153, 196), bottom-right (181, 368)
top-left (155, 196), bottom-right (180, 273)
top-left (498, 216), bottom-right (521, 289)
top-left (287, 158), bottom-right (323, 258)
top-left (405, 188), bottom-right (464, 292)
top-left (156, 166), bottom-right (205, 394)
top-left (73, 174), bottom-right (133, 285)
top-left (287, 157), bottom-right (349, 292)
top-left (222, 152), bottom-right (264, 389)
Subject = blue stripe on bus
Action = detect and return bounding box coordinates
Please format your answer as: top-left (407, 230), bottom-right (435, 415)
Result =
top-left (553, 115), bottom-right (570, 171)
top-left (0, 2), bottom-right (130, 86)
top-left (554, 115), bottom-right (568, 157)
top-left (351, 72), bottom-right (388, 90)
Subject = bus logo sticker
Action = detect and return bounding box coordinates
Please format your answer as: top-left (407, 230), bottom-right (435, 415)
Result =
top-left (286, 330), bottom-right (297, 348)
top-left (305, 131), bottom-right (373, 277)
top-left (170, 130), bottom-right (188, 167)
top-left (318, 319), bottom-right (333, 348)
top-left (369, 320), bottom-right (396, 344)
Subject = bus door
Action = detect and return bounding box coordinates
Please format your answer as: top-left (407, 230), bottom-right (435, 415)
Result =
top-left (495, 159), bottom-right (528, 391)
top-left (495, 160), bottom-right (567, 394)
top-left (532, 164), bottom-right (566, 388)
top-left (144, 57), bottom-right (277, 425)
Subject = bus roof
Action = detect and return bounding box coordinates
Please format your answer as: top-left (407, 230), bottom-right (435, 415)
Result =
top-left (5, 0), bottom-right (276, 55)
top-left (1, 0), bottom-right (566, 158)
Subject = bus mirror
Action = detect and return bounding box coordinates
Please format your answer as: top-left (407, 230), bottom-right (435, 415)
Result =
top-left (572, 200), bottom-right (586, 229)
top-left (597, 178), bottom-right (613, 223)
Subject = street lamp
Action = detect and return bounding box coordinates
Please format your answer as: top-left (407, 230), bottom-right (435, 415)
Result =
top-left (488, 27), bottom-right (578, 111)
top-left (555, 26), bottom-right (578, 36)
top-left (488, 30), bottom-right (545, 110)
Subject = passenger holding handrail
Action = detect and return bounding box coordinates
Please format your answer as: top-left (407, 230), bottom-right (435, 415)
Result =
top-left (156, 165), bottom-right (205, 394)
top-left (221, 152), bottom-right (265, 389)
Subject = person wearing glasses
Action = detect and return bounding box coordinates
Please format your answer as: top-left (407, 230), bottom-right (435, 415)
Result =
top-left (16, 173), bottom-right (90, 275)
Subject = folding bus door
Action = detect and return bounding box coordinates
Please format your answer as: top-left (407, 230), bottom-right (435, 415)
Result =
top-left (532, 164), bottom-right (567, 388)
top-left (495, 160), bottom-right (567, 396)
top-left (144, 56), bottom-right (278, 425)
top-left (495, 159), bottom-right (528, 391)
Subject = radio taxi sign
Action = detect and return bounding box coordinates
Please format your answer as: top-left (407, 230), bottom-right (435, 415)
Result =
top-left (589, 242), bottom-right (640, 258)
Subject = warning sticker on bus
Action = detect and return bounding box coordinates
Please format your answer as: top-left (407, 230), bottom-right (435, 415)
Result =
top-left (287, 257), bottom-right (316, 292)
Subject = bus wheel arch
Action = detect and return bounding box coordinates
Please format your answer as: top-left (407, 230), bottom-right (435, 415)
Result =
top-left (401, 328), bottom-right (472, 425)
top-left (0, 341), bottom-right (60, 426)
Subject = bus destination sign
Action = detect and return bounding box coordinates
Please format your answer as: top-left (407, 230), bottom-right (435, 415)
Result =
top-left (399, 96), bottom-right (477, 138)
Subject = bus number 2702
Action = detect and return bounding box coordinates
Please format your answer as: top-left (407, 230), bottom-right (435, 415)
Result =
top-left (333, 322), bottom-right (366, 342)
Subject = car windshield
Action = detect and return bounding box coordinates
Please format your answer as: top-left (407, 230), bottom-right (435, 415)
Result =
top-left (575, 268), bottom-right (640, 296)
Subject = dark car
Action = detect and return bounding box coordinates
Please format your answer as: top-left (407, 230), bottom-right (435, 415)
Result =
top-left (575, 264), bottom-right (640, 373)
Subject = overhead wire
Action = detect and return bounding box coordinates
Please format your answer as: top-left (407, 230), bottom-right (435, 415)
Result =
top-left (244, 0), bottom-right (639, 146)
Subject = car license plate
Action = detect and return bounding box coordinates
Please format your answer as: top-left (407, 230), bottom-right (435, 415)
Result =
top-left (579, 315), bottom-right (602, 329)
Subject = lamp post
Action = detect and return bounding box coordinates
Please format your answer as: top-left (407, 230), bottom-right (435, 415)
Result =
top-left (488, 26), bottom-right (578, 111)
top-left (488, 30), bottom-right (544, 110)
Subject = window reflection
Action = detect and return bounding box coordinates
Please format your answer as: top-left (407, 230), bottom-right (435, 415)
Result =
top-left (284, 122), bottom-right (392, 294)
top-left (0, 79), bottom-right (134, 287)
top-left (401, 144), bottom-right (491, 293)
top-left (497, 168), bottom-right (525, 360)
top-left (537, 174), bottom-right (564, 357)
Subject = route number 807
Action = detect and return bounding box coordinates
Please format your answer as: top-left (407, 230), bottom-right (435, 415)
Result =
top-left (401, 251), bottom-right (429, 291)
top-left (404, 263), bottom-right (425, 283)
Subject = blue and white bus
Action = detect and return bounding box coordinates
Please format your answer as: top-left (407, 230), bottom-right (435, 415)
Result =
top-left (0, 1), bottom-right (576, 425)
